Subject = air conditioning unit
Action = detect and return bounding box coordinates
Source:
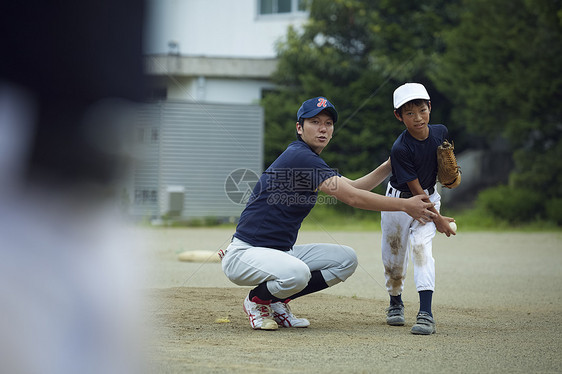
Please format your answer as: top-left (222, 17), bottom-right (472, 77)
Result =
top-left (164, 185), bottom-right (185, 217)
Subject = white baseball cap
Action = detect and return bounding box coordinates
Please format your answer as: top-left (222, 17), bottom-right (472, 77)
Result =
top-left (393, 83), bottom-right (430, 109)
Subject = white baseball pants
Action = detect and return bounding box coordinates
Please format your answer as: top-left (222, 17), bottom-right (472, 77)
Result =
top-left (221, 238), bottom-right (358, 299)
top-left (381, 184), bottom-right (441, 296)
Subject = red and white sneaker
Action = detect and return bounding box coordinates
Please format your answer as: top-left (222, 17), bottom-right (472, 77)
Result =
top-left (271, 301), bottom-right (310, 328)
top-left (243, 295), bottom-right (278, 330)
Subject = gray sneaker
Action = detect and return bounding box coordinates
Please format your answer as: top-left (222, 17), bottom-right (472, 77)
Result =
top-left (411, 312), bottom-right (436, 335)
top-left (385, 304), bottom-right (405, 326)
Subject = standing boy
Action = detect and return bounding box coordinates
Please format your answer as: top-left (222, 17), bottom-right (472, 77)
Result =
top-left (221, 96), bottom-right (436, 330)
top-left (381, 83), bottom-right (456, 335)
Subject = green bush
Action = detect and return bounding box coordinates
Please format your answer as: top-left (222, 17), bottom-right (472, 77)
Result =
top-left (476, 185), bottom-right (543, 223)
top-left (545, 198), bottom-right (562, 225)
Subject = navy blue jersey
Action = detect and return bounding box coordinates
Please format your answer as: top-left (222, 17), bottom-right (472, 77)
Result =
top-left (234, 141), bottom-right (339, 250)
top-left (389, 124), bottom-right (448, 191)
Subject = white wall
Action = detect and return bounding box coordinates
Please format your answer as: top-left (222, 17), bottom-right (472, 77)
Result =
top-left (202, 78), bottom-right (276, 104)
top-left (165, 77), bottom-right (275, 104)
top-left (144, 0), bottom-right (307, 58)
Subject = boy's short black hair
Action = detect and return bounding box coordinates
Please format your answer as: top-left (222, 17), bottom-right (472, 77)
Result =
top-left (395, 99), bottom-right (430, 117)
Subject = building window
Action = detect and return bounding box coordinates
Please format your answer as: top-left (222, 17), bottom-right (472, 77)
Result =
top-left (151, 128), bottom-right (159, 144)
top-left (135, 189), bottom-right (158, 204)
top-left (136, 127), bottom-right (160, 144)
top-left (258, 0), bottom-right (307, 16)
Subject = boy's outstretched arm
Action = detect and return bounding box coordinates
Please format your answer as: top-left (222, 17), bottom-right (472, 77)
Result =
top-left (341, 157), bottom-right (391, 191)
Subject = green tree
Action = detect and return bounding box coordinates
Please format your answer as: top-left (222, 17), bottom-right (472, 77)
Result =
top-left (432, 0), bottom-right (562, 199)
top-left (262, 0), bottom-right (462, 176)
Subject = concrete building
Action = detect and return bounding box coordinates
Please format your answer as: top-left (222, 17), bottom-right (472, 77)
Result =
top-left (128, 0), bottom-right (308, 221)
top-left (143, 0), bottom-right (308, 104)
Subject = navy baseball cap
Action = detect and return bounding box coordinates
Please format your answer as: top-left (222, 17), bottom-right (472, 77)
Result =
top-left (297, 97), bottom-right (338, 123)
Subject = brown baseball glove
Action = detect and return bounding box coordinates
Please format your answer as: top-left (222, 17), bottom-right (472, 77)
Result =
top-left (437, 140), bottom-right (461, 189)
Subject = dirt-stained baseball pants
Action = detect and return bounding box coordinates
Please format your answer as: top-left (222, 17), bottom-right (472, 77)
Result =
top-left (222, 238), bottom-right (358, 299)
top-left (381, 184), bottom-right (441, 296)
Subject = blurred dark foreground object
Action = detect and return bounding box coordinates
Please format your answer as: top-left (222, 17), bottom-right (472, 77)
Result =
top-left (0, 2), bottom-right (150, 374)
top-left (0, 0), bottom-right (146, 188)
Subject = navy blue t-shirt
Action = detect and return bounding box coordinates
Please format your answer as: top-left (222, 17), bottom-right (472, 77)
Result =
top-left (234, 140), bottom-right (339, 250)
top-left (389, 124), bottom-right (448, 191)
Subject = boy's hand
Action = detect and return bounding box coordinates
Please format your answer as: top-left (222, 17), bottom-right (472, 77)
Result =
top-left (435, 215), bottom-right (456, 237)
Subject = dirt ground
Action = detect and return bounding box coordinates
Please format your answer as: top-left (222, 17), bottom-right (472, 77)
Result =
top-left (140, 228), bottom-right (562, 373)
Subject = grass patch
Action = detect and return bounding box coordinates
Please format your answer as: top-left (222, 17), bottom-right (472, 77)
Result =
top-left (137, 200), bottom-right (561, 233)
top-left (299, 202), bottom-right (562, 232)
top-left (443, 206), bottom-right (562, 232)
top-left (301, 202), bottom-right (382, 231)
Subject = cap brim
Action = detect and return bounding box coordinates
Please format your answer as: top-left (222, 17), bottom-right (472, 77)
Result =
top-left (301, 107), bottom-right (338, 123)
top-left (394, 94), bottom-right (430, 109)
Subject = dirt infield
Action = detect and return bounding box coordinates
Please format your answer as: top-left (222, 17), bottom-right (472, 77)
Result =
top-left (141, 228), bottom-right (562, 373)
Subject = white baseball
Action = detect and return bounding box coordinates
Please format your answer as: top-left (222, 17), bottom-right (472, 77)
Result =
top-left (449, 222), bottom-right (457, 233)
